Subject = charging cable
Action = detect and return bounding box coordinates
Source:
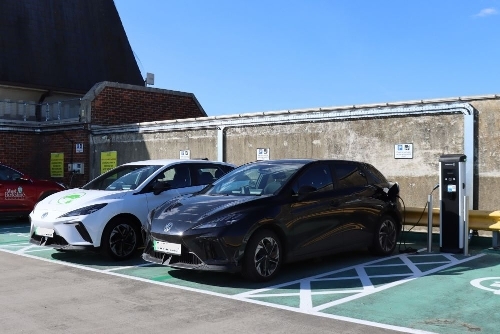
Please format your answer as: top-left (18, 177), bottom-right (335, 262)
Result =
top-left (398, 183), bottom-right (439, 253)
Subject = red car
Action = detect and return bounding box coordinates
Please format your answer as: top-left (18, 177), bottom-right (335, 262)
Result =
top-left (0, 163), bottom-right (66, 218)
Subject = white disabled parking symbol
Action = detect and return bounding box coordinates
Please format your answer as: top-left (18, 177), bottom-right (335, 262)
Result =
top-left (470, 277), bottom-right (500, 295)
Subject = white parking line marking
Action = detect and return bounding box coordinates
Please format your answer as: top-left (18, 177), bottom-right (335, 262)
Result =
top-left (356, 266), bottom-right (375, 291)
top-left (3, 232), bottom-right (29, 238)
top-left (235, 251), bottom-right (484, 314)
top-left (0, 226), bottom-right (28, 231)
top-left (299, 280), bottom-right (313, 311)
top-left (0, 242), bottom-right (31, 247)
top-left (16, 245), bottom-right (38, 253)
top-left (103, 262), bottom-right (155, 272)
top-left (24, 247), bottom-right (57, 253)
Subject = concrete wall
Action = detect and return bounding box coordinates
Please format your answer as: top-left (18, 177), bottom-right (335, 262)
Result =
top-left (90, 110), bottom-right (473, 210)
top-left (223, 114), bottom-right (464, 210)
top-left (89, 129), bottom-right (218, 180)
top-left (3, 93), bottom-right (499, 211)
top-left (470, 100), bottom-right (500, 211)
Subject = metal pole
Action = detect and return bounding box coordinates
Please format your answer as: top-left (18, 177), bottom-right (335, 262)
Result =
top-left (464, 195), bottom-right (469, 256)
top-left (427, 194), bottom-right (433, 252)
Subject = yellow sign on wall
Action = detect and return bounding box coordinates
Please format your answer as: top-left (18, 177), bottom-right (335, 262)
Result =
top-left (50, 153), bottom-right (64, 178)
top-left (101, 151), bottom-right (117, 174)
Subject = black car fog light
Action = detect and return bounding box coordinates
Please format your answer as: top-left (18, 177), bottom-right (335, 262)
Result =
top-left (201, 239), bottom-right (227, 261)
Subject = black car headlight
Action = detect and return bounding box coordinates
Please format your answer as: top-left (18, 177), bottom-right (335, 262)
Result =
top-left (58, 203), bottom-right (108, 218)
top-left (193, 213), bottom-right (245, 230)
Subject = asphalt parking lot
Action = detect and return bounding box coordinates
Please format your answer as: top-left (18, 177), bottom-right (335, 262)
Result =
top-left (2, 219), bottom-right (500, 334)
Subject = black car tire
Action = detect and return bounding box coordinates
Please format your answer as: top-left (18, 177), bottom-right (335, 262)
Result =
top-left (369, 215), bottom-right (398, 256)
top-left (101, 218), bottom-right (140, 261)
top-left (242, 229), bottom-right (282, 282)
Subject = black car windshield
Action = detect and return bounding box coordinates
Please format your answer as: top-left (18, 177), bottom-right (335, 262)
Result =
top-left (82, 165), bottom-right (162, 190)
top-left (204, 161), bottom-right (306, 196)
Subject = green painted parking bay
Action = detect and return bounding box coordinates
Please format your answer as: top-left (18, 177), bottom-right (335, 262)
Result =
top-left (2, 221), bottom-right (500, 333)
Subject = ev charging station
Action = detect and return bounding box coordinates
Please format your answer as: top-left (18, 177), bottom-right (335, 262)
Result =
top-left (439, 154), bottom-right (467, 253)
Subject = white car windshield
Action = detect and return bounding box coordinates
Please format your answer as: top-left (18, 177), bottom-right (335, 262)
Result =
top-left (82, 165), bottom-right (162, 191)
top-left (204, 162), bottom-right (304, 196)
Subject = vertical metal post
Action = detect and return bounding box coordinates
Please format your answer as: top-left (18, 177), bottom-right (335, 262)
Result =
top-left (427, 194), bottom-right (433, 252)
top-left (217, 126), bottom-right (225, 162)
top-left (464, 195), bottom-right (469, 256)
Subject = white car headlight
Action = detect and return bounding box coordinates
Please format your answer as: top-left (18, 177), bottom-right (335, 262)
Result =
top-left (58, 203), bottom-right (108, 218)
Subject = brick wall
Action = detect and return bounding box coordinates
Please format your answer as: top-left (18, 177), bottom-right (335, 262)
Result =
top-left (91, 86), bottom-right (207, 126)
top-left (0, 132), bottom-right (37, 174)
top-left (1, 82), bottom-right (207, 187)
top-left (0, 130), bottom-right (89, 188)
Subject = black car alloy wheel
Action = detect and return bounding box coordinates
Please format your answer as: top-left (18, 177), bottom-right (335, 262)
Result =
top-left (370, 215), bottom-right (398, 256)
top-left (102, 219), bottom-right (139, 260)
top-left (243, 229), bottom-right (282, 282)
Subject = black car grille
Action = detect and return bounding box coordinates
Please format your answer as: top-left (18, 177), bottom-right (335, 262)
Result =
top-left (149, 250), bottom-right (166, 262)
top-left (169, 245), bottom-right (202, 265)
top-left (145, 243), bottom-right (202, 266)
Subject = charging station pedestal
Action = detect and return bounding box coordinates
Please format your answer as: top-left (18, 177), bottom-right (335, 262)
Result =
top-left (439, 154), bottom-right (466, 253)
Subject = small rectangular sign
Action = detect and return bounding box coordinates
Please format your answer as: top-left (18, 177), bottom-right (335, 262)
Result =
top-left (154, 240), bottom-right (182, 255)
top-left (101, 151), bottom-right (117, 174)
top-left (394, 143), bottom-right (413, 159)
top-left (75, 143), bottom-right (84, 153)
top-left (50, 152), bottom-right (64, 178)
top-left (35, 227), bottom-right (54, 238)
top-left (256, 148), bottom-right (270, 161)
top-left (180, 150), bottom-right (190, 160)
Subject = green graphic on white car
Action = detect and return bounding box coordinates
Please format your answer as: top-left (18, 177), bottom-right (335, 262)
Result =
top-left (57, 192), bottom-right (86, 204)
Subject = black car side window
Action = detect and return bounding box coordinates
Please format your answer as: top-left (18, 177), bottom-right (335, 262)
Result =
top-left (363, 163), bottom-right (388, 184)
top-left (293, 164), bottom-right (333, 193)
top-left (333, 162), bottom-right (367, 188)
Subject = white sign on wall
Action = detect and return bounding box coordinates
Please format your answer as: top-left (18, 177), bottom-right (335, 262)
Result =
top-left (394, 143), bottom-right (413, 159)
top-left (75, 143), bottom-right (84, 153)
top-left (256, 148), bottom-right (270, 161)
top-left (179, 150), bottom-right (190, 160)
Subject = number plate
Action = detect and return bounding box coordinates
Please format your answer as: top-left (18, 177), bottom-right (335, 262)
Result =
top-left (35, 227), bottom-right (54, 238)
top-left (154, 240), bottom-right (181, 255)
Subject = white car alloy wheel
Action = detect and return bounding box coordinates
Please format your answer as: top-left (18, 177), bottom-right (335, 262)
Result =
top-left (102, 220), bottom-right (139, 260)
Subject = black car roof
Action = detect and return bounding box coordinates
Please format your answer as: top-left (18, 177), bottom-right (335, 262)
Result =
top-left (251, 159), bottom-right (364, 164)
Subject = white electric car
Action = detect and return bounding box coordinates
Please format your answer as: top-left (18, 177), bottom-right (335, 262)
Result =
top-left (29, 159), bottom-right (235, 260)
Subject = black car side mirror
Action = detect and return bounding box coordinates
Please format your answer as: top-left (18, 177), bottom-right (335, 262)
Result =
top-left (297, 185), bottom-right (316, 199)
top-left (386, 182), bottom-right (400, 199)
top-left (153, 181), bottom-right (171, 195)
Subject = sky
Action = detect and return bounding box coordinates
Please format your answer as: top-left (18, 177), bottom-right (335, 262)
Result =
top-left (114, 1), bottom-right (500, 117)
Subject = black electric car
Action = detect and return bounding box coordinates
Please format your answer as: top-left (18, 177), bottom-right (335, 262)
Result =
top-left (142, 159), bottom-right (402, 282)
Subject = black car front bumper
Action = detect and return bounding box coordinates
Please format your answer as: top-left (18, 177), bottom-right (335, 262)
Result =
top-left (142, 236), bottom-right (241, 273)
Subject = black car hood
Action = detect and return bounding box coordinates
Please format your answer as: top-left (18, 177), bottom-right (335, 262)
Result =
top-left (151, 194), bottom-right (262, 234)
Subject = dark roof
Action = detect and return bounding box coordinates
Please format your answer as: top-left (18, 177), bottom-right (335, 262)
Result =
top-left (0, 0), bottom-right (144, 94)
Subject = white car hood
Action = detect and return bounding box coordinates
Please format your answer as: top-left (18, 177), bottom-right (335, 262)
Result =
top-left (34, 189), bottom-right (129, 214)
